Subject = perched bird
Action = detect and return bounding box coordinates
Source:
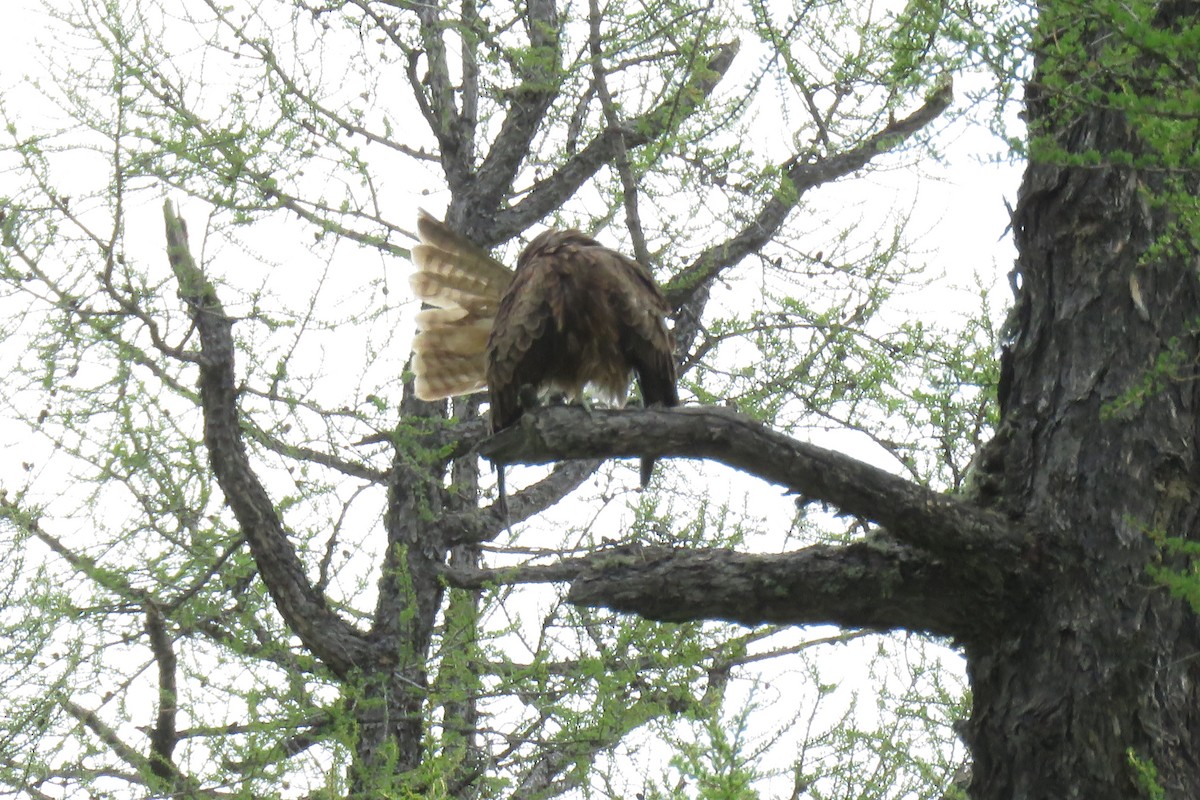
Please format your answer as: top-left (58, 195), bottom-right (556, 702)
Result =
top-left (409, 211), bottom-right (678, 486)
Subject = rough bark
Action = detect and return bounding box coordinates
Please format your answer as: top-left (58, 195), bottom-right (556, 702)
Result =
top-left (960, 2), bottom-right (1200, 793)
top-left (164, 203), bottom-right (377, 681)
top-left (964, 174), bottom-right (1200, 793)
top-left (167, 203), bottom-right (433, 793)
top-left (481, 405), bottom-right (1025, 563)
top-left (448, 540), bottom-right (1006, 637)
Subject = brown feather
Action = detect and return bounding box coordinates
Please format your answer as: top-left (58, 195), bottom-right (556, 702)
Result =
top-left (408, 211), bottom-right (513, 400)
top-left (407, 213), bottom-right (679, 484)
top-left (485, 230), bottom-right (679, 484)
top-left (414, 210), bottom-right (513, 288)
top-left (413, 351), bottom-right (487, 401)
top-left (410, 244), bottom-right (509, 312)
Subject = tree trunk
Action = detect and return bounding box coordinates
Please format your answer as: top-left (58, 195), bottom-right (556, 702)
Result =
top-left (964, 2), bottom-right (1200, 793)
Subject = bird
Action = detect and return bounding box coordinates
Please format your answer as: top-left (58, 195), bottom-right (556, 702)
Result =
top-left (409, 210), bottom-right (679, 486)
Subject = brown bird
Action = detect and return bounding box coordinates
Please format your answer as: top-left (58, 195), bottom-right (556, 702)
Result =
top-left (409, 211), bottom-right (678, 486)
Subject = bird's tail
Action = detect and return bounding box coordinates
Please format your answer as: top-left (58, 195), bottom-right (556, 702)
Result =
top-left (409, 211), bottom-right (514, 400)
top-left (640, 456), bottom-right (657, 489)
top-left (411, 308), bottom-right (493, 401)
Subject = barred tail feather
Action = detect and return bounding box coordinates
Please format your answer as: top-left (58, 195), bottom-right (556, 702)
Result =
top-left (414, 211), bottom-right (512, 300)
top-left (413, 320), bottom-right (492, 358)
top-left (409, 256), bottom-right (507, 312)
top-left (412, 351), bottom-right (488, 401)
top-left (409, 211), bottom-right (514, 403)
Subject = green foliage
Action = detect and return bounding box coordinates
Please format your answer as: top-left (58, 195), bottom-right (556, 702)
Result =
top-left (659, 701), bottom-right (765, 800)
top-left (691, 272), bottom-right (999, 491)
top-left (1127, 749), bottom-right (1167, 800)
top-left (1146, 530), bottom-right (1200, 614)
top-left (0, 0), bottom-right (1015, 797)
top-left (1027, 0), bottom-right (1200, 279)
top-left (632, 640), bottom-right (968, 800)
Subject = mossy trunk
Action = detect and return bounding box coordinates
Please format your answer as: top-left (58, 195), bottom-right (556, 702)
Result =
top-left (964, 2), bottom-right (1200, 793)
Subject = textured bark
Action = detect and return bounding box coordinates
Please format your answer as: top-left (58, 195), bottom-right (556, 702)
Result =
top-left (145, 603), bottom-right (179, 781)
top-left (482, 405), bottom-right (1025, 564)
top-left (164, 203), bottom-right (377, 680)
top-left (167, 203), bottom-right (432, 794)
top-left (964, 180), bottom-right (1200, 793)
top-left (562, 542), bottom-right (998, 636)
top-left (960, 6), bottom-right (1200, 793)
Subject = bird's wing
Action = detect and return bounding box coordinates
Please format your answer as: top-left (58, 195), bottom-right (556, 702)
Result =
top-left (484, 254), bottom-right (558, 429)
top-left (596, 250), bottom-right (678, 487)
top-left (599, 250), bottom-right (679, 408)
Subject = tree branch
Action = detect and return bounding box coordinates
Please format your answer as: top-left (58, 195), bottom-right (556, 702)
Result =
top-left (662, 78), bottom-right (953, 365)
top-left (463, 0), bottom-right (564, 224)
top-left (413, 3), bottom-right (473, 191)
top-left (145, 604), bottom-right (179, 781)
top-left (460, 400), bottom-right (1036, 637)
top-left (588, 0), bottom-right (651, 266)
top-left (562, 542), bottom-right (996, 637)
top-left (479, 404), bottom-right (1026, 560)
top-left (60, 699), bottom-right (164, 784)
top-left (446, 535), bottom-right (1015, 639)
top-left (441, 459), bottom-right (604, 546)
top-left (162, 201), bottom-right (375, 680)
top-left (482, 39), bottom-right (741, 245)
top-left (665, 76), bottom-right (956, 313)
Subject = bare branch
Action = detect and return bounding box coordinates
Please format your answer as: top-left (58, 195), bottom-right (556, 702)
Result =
top-left (413, 3), bottom-right (473, 190)
top-left (484, 39), bottom-right (742, 244)
top-left (245, 422), bottom-right (388, 484)
top-left (446, 537), bottom-right (1016, 638)
top-left (479, 404), bottom-right (1025, 560)
top-left (463, 0), bottom-right (564, 222)
top-left (59, 699), bottom-right (170, 785)
top-left (442, 459), bottom-right (604, 546)
top-left (145, 604), bottom-right (179, 781)
top-left (665, 77), bottom-right (956, 312)
top-left (162, 202), bottom-right (375, 680)
top-left (588, 0), bottom-right (650, 265)
top-left (664, 79), bottom-right (953, 365)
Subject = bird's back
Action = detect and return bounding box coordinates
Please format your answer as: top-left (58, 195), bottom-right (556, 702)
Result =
top-left (486, 230), bottom-right (676, 431)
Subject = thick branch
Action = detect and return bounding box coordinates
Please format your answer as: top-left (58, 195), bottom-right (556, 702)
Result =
top-left (414, 3), bottom-right (473, 191)
top-left (162, 202), bottom-right (374, 680)
top-left (443, 539), bottom-right (1007, 638)
top-left (479, 405), bottom-right (1026, 559)
top-left (145, 604), bottom-right (178, 781)
top-left (568, 542), bottom-right (994, 636)
top-left (465, 0), bottom-right (563, 222)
